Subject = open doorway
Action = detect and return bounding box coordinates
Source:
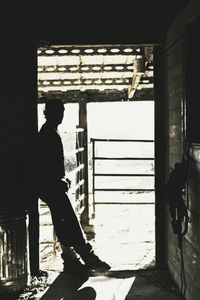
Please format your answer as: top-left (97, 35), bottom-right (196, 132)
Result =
top-left (87, 101), bottom-right (155, 270)
top-left (36, 44), bottom-right (155, 272)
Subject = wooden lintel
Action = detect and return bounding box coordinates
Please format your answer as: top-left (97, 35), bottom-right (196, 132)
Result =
top-left (38, 88), bottom-right (153, 103)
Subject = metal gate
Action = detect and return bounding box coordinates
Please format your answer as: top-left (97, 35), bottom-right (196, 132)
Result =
top-left (91, 138), bottom-right (155, 216)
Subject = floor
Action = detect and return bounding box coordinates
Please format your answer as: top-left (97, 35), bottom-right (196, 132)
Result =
top-left (2, 203), bottom-right (184, 300)
top-left (39, 202), bottom-right (155, 272)
top-left (9, 268), bottom-right (184, 300)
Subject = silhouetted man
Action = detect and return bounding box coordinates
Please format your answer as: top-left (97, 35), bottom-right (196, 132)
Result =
top-left (37, 98), bottom-right (110, 274)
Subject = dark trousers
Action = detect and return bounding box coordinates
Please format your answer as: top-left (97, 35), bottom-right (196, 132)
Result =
top-left (39, 185), bottom-right (86, 249)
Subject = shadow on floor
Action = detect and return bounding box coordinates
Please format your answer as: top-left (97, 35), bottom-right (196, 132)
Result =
top-left (40, 272), bottom-right (96, 300)
top-left (40, 268), bottom-right (184, 300)
top-left (1, 268), bottom-right (184, 300)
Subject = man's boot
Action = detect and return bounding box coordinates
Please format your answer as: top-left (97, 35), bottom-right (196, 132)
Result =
top-left (75, 243), bottom-right (111, 273)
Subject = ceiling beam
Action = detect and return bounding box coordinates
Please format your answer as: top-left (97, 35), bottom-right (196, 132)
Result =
top-left (38, 64), bottom-right (134, 73)
top-left (38, 88), bottom-right (154, 103)
top-left (38, 77), bottom-right (153, 87)
top-left (38, 45), bottom-right (143, 57)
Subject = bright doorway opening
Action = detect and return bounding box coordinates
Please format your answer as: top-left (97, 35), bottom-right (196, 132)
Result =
top-left (87, 101), bottom-right (155, 270)
top-left (36, 44), bottom-right (155, 272)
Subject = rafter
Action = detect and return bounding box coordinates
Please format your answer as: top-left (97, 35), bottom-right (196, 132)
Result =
top-left (38, 45), bottom-right (143, 57)
top-left (38, 78), bottom-right (131, 87)
top-left (37, 45), bottom-right (154, 100)
top-left (38, 64), bottom-right (134, 73)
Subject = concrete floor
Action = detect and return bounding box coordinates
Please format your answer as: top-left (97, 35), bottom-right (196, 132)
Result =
top-left (3, 203), bottom-right (184, 300)
top-left (39, 203), bottom-right (155, 272)
top-left (13, 202), bottom-right (183, 300)
top-left (11, 268), bottom-right (183, 300)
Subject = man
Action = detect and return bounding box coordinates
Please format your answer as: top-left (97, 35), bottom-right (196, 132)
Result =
top-left (37, 98), bottom-right (110, 274)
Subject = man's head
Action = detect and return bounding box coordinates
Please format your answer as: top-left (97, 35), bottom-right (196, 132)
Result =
top-left (44, 99), bottom-right (65, 126)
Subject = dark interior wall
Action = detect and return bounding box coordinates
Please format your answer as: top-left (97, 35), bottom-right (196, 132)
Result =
top-left (0, 0), bottom-right (189, 212)
top-left (165, 1), bottom-right (200, 299)
top-left (0, 0), bottom-right (189, 44)
top-left (0, 43), bottom-right (38, 211)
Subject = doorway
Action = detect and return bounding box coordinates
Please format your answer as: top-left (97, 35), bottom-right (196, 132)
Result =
top-left (87, 101), bottom-right (155, 270)
top-left (36, 44), bottom-right (156, 272)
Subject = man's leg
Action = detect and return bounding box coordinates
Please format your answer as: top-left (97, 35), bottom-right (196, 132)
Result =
top-left (45, 191), bottom-right (88, 273)
top-left (45, 190), bottom-right (110, 273)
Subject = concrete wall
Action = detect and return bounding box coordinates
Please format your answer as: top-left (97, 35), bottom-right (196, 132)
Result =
top-left (165, 1), bottom-right (200, 299)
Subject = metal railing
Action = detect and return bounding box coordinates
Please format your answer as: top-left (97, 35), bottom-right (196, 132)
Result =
top-left (91, 138), bottom-right (155, 213)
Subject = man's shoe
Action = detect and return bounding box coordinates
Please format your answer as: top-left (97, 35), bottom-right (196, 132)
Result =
top-left (75, 242), bottom-right (111, 273)
top-left (84, 252), bottom-right (111, 273)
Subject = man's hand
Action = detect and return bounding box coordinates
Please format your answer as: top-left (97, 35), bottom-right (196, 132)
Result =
top-left (61, 178), bottom-right (71, 192)
top-left (65, 177), bottom-right (71, 188)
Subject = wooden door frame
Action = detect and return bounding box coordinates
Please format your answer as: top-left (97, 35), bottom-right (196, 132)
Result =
top-left (28, 43), bottom-right (166, 274)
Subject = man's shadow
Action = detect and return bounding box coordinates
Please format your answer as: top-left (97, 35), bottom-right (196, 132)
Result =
top-left (40, 272), bottom-right (96, 300)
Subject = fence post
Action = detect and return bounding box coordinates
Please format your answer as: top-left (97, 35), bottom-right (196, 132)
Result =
top-left (79, 100), bottom-right (89, 226)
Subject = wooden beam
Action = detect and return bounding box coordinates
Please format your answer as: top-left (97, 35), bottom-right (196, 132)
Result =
top-left (128, 73), bottom-right (143, 98)
top-left (38, 78), bottom-right (153, 90)
top-left (38, 45), bottom-right (143, 57)
top-left (154, 46), bottom-right (166, 268)
top-left (38, 78), bottom-right (132, 87)
top-left (78, 101), bottom-right (89, 226)
top-left (38, 88), bottom-right (154, 103)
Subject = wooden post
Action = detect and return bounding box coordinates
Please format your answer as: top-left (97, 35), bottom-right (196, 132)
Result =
top-left (25, 42), bottom-right (40, 276)
top-left (28, 202), bottom-right (40, 275)
top-left (78, 99), bottom-right (90, 226)
top-left (154, 46), bottom-right (166, 268)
